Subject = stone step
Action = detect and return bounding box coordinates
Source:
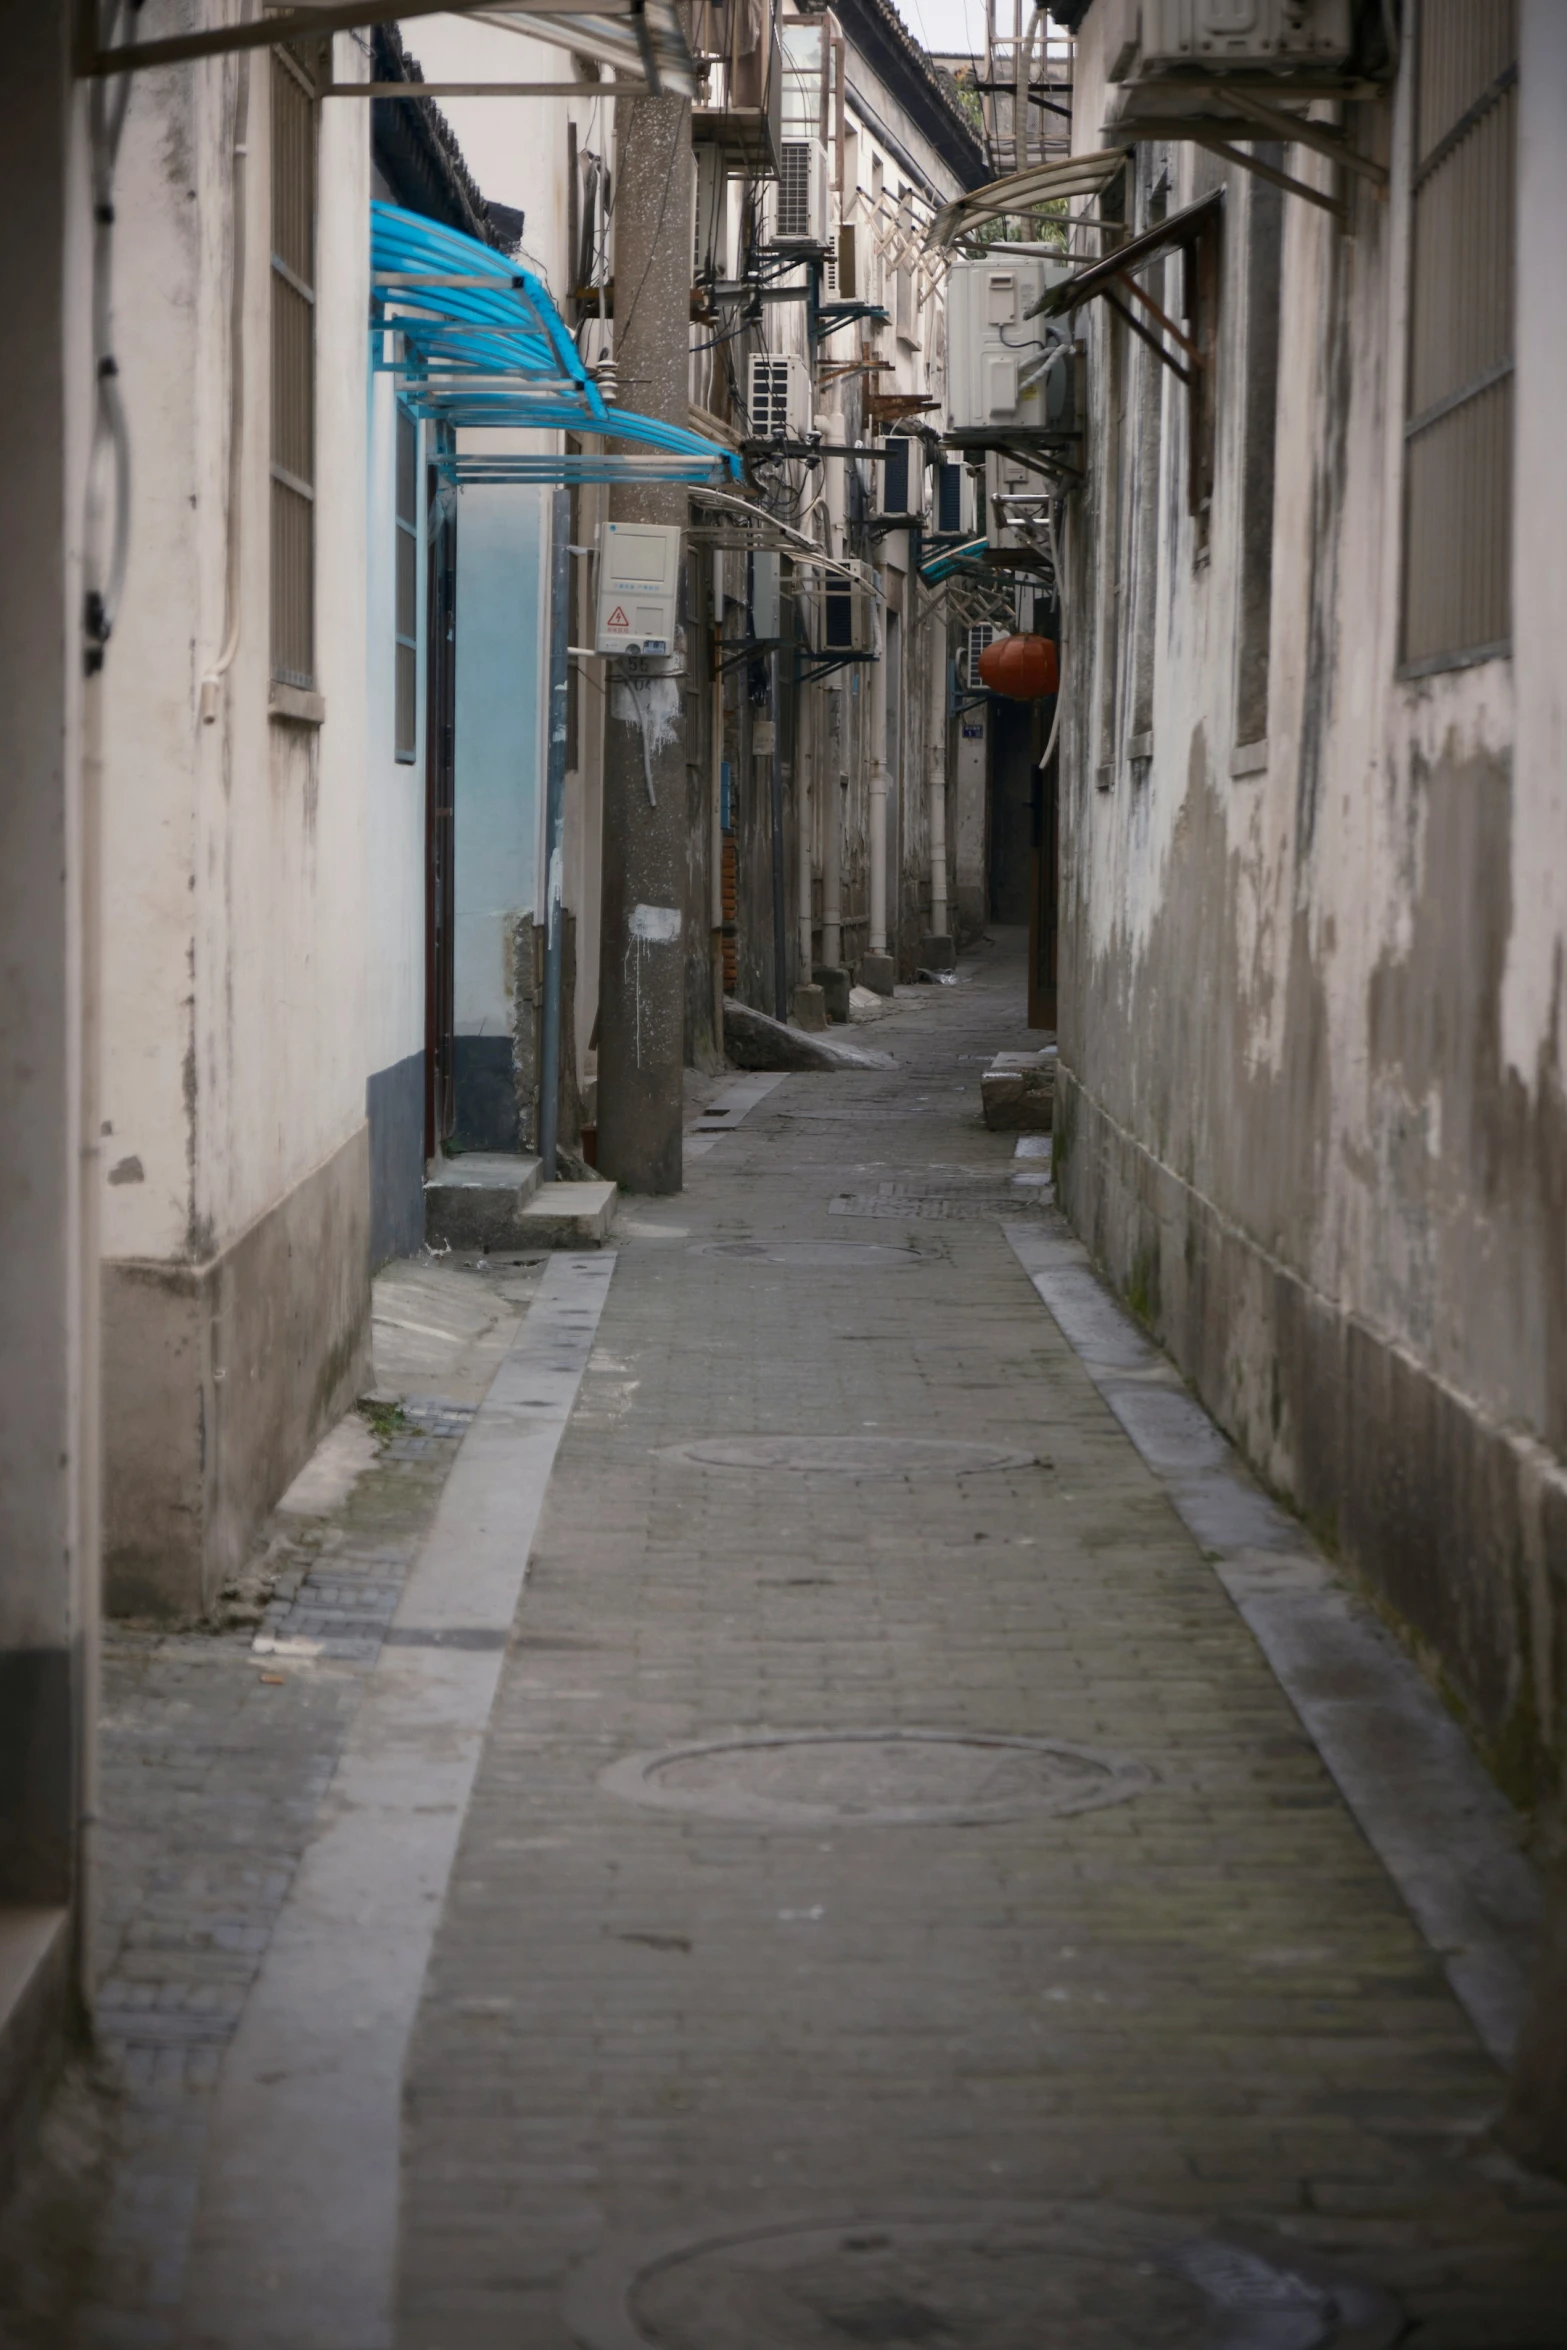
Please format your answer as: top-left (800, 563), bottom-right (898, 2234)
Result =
top-left (517, 1179), bottom-right (618, 1248)
top-left (424, 1154), bottom-right (542, 1252)
top-left (980, 1047), bottom-right (1057, 1132)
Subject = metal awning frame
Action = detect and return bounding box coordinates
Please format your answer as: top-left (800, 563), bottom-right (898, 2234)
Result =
top-left (75, 0), bottom-right (697, 100)
top-left (926, 149), bottom-right (1131, 253)
top-left (1031, 188), bottom-right (1225, 390)
top-left (373, 203), bottom-right (737, 485)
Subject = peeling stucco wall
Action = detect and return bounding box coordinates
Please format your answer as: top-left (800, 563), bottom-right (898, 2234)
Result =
top-left (1055, 2), bottom-right (1567, 1802)
top-left (100, 41), bottom-right (373, 1614)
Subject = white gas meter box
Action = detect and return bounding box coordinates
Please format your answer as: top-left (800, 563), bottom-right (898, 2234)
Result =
top-left (946, 257), bottom-right (1067, 434)
top-left (596, 521), bottom-right (681, 655)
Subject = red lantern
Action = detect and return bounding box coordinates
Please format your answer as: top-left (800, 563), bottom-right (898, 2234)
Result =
top-left (978, 633), bottom-right (1059, 702)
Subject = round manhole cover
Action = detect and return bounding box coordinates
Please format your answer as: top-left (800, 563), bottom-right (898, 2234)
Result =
top-left (660, 1435), bottom-right (1035, 1475)
top-left (562, 2208), bottom-right (1403, 2350)
top-left (694, 1241), bottom-right (926, 1267)
top-left (599, 1728), bottom-right (1151, 1826)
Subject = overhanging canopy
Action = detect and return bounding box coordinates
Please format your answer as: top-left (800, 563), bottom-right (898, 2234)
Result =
top-left (371, 203), bottom-right (738, 485)
top-left (926, 149), bottom-right (1129, 252)
top-left (79, 0), bottom-right (699, 99)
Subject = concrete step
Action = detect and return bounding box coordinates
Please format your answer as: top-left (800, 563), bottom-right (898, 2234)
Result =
top-left (424, 1154), bottom-right (542, 1252)
top-left (517, 1179), bottom-right (618, 1249)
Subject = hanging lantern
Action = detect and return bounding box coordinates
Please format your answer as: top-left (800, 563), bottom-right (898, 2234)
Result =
top-left (978, 633), bottom-right (1059, 702)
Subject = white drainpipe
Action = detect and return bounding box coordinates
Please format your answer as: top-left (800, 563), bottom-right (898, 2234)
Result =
top-left (868, 594), bottom-right (889, 958)
top-left (927, 626), bottom-right (948, 942)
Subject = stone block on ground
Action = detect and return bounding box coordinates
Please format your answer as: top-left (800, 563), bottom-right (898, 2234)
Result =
top-left (517, 1179), bottom-right (617, 1247)
top-left (790, 982), bottom-right (828, 1032)
top-left (980, 1047), bottom-right (1056, 1131)
top-left (813, 965), bottom-right (852, 1023)
top-left (856, 952), bottom-right (895, 997)
top-left (724, 999), bottom-right (894, 1071)
top-left (848, 986), bottom-right (885, 1024)
top-left (424, 1155), bottom-right (542, 1251)
top-left (920, 932), bottom-right (955, 971)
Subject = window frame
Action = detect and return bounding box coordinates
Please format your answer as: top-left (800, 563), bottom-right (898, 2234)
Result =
top-left (1397, 0), bottom-right (1518, 678)
top-left (393, 399), bottom-right (419, 763)
top-left (270, 42), bottom-right (318, 695)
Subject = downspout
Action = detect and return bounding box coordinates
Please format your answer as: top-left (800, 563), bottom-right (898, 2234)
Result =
top-left (769, 647), bottom-right (787, 1021)
top-left (821, 687), bottom-right (842, 970)
top-left (538, 488), bottom-right (571, 1177)
top-left (710, 550), bottom-right (725, 1047)
top-left (868, 583), bottom-right (889, 959)
top-left (201, 51), bottom-right (250, 722)
top-left (926, 611), bottom-right (948, 943)
top-left (796, 671), bottom-right (813, 976)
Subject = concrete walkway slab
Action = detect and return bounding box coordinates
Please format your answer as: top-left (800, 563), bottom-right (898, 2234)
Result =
top-left (177, 1256), bottom-right (616, 2350)
top-left (390, 940), bottom-right (1565, 2350)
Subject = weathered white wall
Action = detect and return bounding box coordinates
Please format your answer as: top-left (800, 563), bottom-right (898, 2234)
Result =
top-left (365, 367), bottom-right (427, 1095)
top-left (102, 41), bottom-right (371, 1261)
top-left (1056, 2), bottom-right (1567, 1788)
top-left (99, 38), bottom-right (373, 1613)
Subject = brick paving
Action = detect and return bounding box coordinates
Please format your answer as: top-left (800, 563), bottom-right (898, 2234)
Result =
top-left (0, 1259), bottom-right (543, 2350)
top-left (397, 943), bottom-right (1565, 2349)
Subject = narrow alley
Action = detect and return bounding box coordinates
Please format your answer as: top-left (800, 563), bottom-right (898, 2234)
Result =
top-left (4, 9), bottom-right (1566, 2339)
top-left (7, 945), bottom-right (1559, 2349)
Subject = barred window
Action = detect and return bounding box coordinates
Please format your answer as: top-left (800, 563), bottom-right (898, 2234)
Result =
top-left (271, 47), bottom-right (317, 690)
top-left (394, 405), bottom-right (418, 760)
top-left (1401, 0), bottom-right (1517, 674)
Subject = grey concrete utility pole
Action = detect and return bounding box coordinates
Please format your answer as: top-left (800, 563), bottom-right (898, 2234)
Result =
top-left (596, 91), bottom-right (693, 1195)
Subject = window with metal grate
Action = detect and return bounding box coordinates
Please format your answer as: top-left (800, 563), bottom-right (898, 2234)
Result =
top-left (271, 46), bottom-right (317, 691)
top-left (1400, 0), bottom-right (1517, 673)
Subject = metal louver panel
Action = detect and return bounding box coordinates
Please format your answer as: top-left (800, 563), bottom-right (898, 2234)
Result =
top-left (776, 140), bottom-right (813, 241)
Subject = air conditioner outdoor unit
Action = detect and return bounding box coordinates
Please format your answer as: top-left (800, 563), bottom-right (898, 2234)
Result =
top-left (820, 560), bottom-right (875, 656)
top-left (1108, 0), bottom-right (1354, 81)
top-left (747, 352), bottom-right (811, 440)
top-left (876, 435), bottom-right (923, 522)
top-left (985, 450), bottom-right (1052, 554)
top-left (775, 137), bottom-right (831, 245)
top-left (946, 257), bottom-right (1070, 435)
top-left (934, 459), bottom-right (978, 537)
top-left (965, 621), bottom-right (1003, 688)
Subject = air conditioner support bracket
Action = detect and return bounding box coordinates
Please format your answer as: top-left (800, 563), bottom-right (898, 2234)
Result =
top-left (1185, 133), bottom-right (1347, 223)
top-left (795, 650), bottom-right (877, 685)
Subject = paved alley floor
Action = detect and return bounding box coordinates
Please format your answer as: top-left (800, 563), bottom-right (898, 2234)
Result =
top-left (5, 939), bottom-right (1563, 2350)
top-left (392, 943), bottom-right (1561, 2348)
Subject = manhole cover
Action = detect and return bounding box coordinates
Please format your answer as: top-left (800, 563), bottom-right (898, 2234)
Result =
top-left (661, 1435), bottom-right (1034, 1475)
top-left (562, 2208), bottom-right (1403, 2350)
top-left (831, 1187), bottom-right (1050, 1221)
top-left (694, 1241), bottom-right (927, 1268)
top-left (599, 1729), bottom-right (1151, 1826)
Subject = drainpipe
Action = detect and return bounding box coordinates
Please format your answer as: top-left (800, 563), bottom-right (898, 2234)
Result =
top-left (710, 551), bottom-right (725, 1049)
top-left (538, 488), bottom-right (571, 1178)
top-left (927, 621), bottom-right (948, 945)
top-left (868, 594), bottom-right (889, 959)
top-left (797, 674), bottom-right (814, 974)
top-left (822, 691), bottom-right (843, 970)
top-left (769, 647), bottom-right (787, 1021)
